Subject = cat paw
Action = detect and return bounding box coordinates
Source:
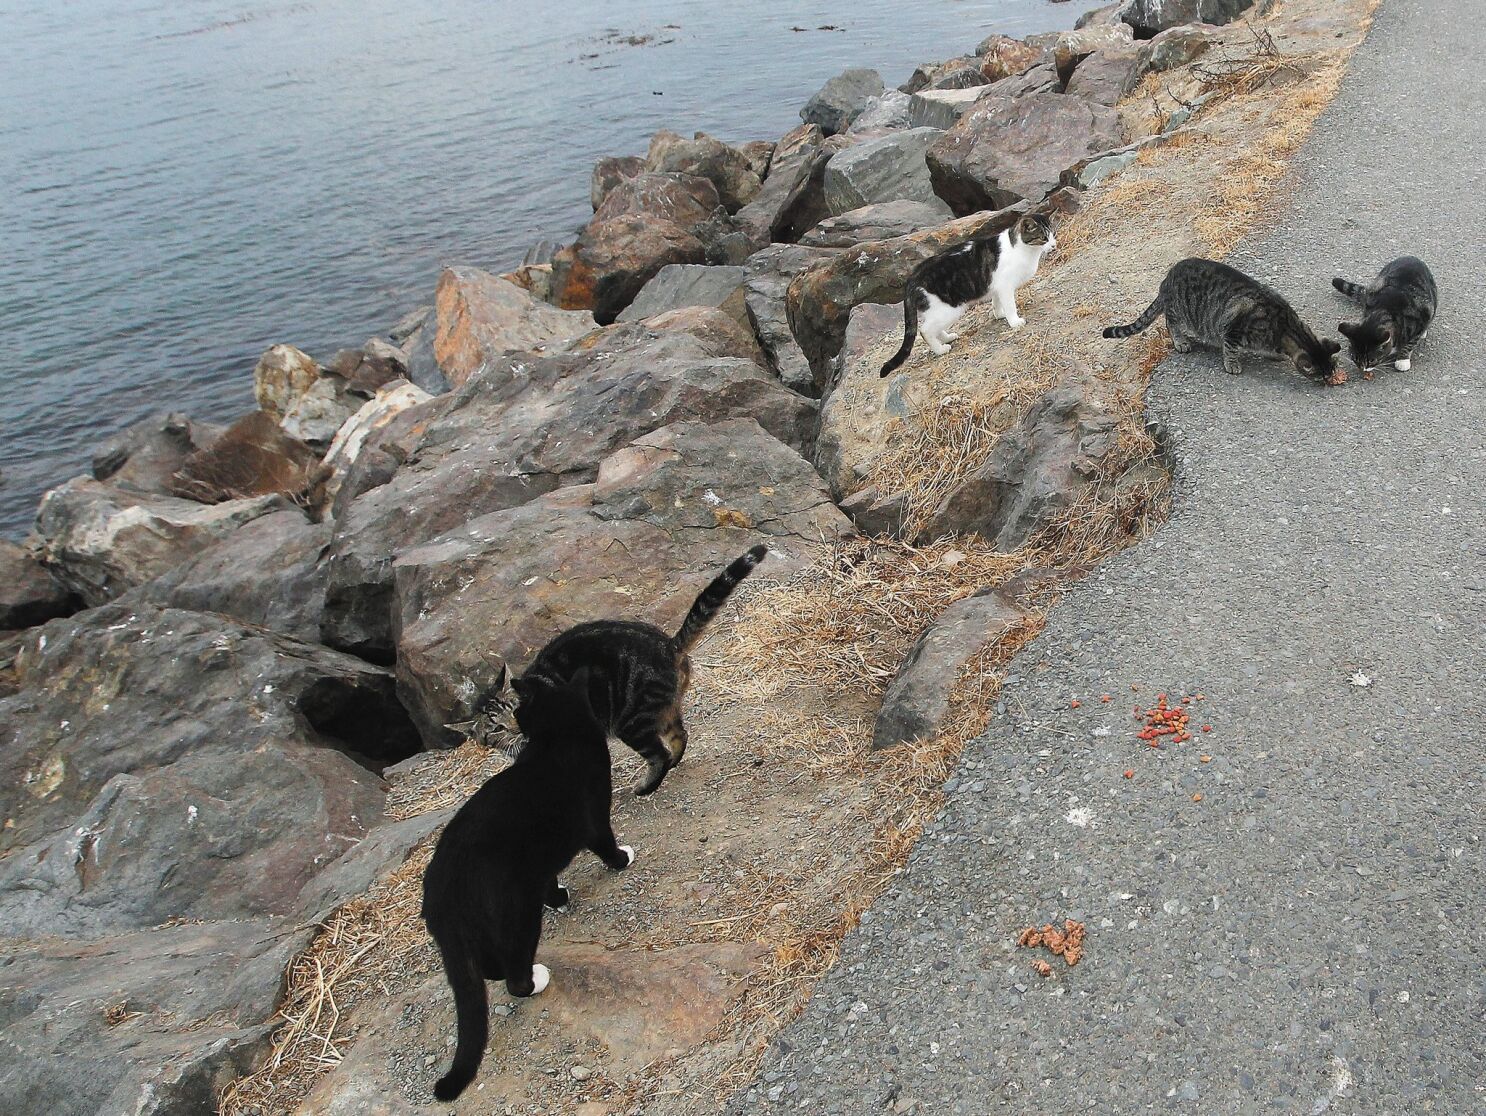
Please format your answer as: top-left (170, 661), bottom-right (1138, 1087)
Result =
top-left (618, 845), bottom-right (635, 868)
top-left (530, 964), bottom-right (551, 996)
top-left (1006, 317), bottom-right (1026, 331)
top-left (1394, 358), bottom-right (1411, 371)
top-left (927, 343), bottom-right (951, 356)
top-left (942, 331), bottom-right (960, 342)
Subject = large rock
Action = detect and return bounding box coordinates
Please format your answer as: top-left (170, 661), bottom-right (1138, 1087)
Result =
top-left (428, 266), bottom-right (596, 387)
top-left (800, 67), bottom-right (885, 135)
top-left (319, 379), bottom-right (434, 512)
top-left (908, 86), bottom-right (991, 130)
top-left (0, 540), bottom-right (73, 630)
top-left (594, 171), bottom-right (722, 232)
top-left (121, 509), bottom-right (332, 642)
top-left (872, 590), bottom-right (1027, 748)
top-left (90, 412), bottom-right (223, 496)
top-left (927, 92), bottom-right (1123, 214)
top-left (617, 263), bottom-right (748, 324)
top-left (975, 35), bottom-right (1050, 80)
top-left (1138, 23), bottom-right (1216, 71)
top-left (799, 199), bottom-right (955, 248)
top-left (392, 419), bottom-right (852, 744)
top-left (898, 57), bottom-right (983, 96)
top-left (0, 605), bottom-right (425, 1113)
top-left (822, 127), bottom-right (947, 216)
top-left (1063, 47), bottom-right (1150, 105)
top-left (813, 302), bottom-right (914, 498)
top-left (739, 139), bottom-right (775, 179)
top-left (846, 90), bottom-right (914, 133)
top-left (254, 343), bottom-right (321, 421)
top-left (1122, 0), bottom-right (1255, 36)
top-left (917, 379), bottom-right (1120, 546)
top-left (984, 61), bottom-right (1064, 98)
top-left (35, 477), bottom-right (291, 607)
top-left (551, 214), bottom-right (707, 325)
top-left (253, 344), bottom-right (360, 447)
top-left (325, 340), bottom-right (409, 396)
top-left (786, 204), bottom-right (1031, 379)
top-left (169, 410), bottom-right (324, 505)
top-left (643, 131), bottom-right (761, 212)
top-left (742, 243), bottom-right (838, 396)
top-left (732, 124), bottom-right (834, 248)
top-left (590, 154), bottom-right (645, 209)
top-left (322, 316), bottom-right (816, 660)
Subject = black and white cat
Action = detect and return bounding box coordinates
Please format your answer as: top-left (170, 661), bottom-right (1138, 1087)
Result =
top-left (879, 213), bottom-right (1056, 377)
top-left (1332, 256), bottom-right (1437, 373)
top-left (422, 668), bottom-right (633, 1102)
top-left (453, 545), bottom-right (768, 796)
top-left (1103, 257), bottom-right (1343, 383)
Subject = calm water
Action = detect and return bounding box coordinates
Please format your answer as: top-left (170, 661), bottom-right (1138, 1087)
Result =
top-left (0, 0), bottom-right (1076, 538)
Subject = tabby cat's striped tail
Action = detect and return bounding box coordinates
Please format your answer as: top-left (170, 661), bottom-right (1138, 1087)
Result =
top-left (1102, 294), bottom-right (1165, 339)
top-left (1331, 276), bottom-right (1367, 300)
top-left (880, 286), bottom-right (920, 376)
top-left (673, 545), bottom-right (768, 651)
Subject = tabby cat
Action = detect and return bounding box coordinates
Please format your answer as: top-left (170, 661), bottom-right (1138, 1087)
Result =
top-left (1332, 256), bottom-right (1437, 372)
top-left (423, 668), bottom-right (632, 1102)
top-left (879, 213), bottom-right (1055, 377)
top-left (458, 544), bottom-right (768, 796)
top-left (1103, 257), bottom-right (1342, 382)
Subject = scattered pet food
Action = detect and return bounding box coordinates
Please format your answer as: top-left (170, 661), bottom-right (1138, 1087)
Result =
top-left (1031, 958), bottom-right (1054, 978)
top-left (1016, 919), bottom-right (1086, 969)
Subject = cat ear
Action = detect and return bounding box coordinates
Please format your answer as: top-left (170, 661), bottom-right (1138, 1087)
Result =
top-left (1337, 321), bottom-right (1356, 338)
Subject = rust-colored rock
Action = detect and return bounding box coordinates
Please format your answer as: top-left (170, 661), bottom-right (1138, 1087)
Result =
top-left (551, 215), bottom-right (707, 325)
top-left (430, 266), bottom-right (596, 387)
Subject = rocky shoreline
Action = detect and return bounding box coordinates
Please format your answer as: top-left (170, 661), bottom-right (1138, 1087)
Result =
top-left (0, 1), bottom-right (1374, 1112)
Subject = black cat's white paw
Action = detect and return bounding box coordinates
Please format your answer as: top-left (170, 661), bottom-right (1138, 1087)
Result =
top-left (530, 963), bottom-right (551, 995)
top-left (1394, 357), bottom-right (1411, 371)
top-left (618, 844), bottom-right (635, 868)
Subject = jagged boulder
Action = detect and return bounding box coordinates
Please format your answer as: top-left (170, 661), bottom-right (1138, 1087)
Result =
top-left (908, 86), bottom-right (992, 130)
top-left (917, 379), bottom-right (1120, 546)
top-left (169, 410), bottom-right (324, 505)
top-left (872, 590), bottom-right (1028, 748)
top-left (1138, 24), bottom-right (1215, 70)
top-left (325, 340), bottom-right (409, 396)
top-left (121, 509), bottom-right (332, 642)
top-left (427, 266), bottom-right (596, 387)
top-left (594, 171), bottom-right (723, 231)
top-left (392, 418), bottom-right (851, 745)
top-left (253, 344), bottom-right (360, 447)
top-left (846, 90), bottom-right (914, 133)
top-left (319, 380), bottom-right (434, 512)
top-left (643, 131), bottom-right (762, 213)
top-left (551, 214), bottom-right (707, 325)
top-left (739, 139), bottom-right (776, 179)
top-left (799, 199), bottom-right (954, 248)
top-left (742, 243), bottom-right (838, 395)
top-left (985, 61), bottom-right (1064, 98)
top-left (590, 154), bottom-right (646, 209)
top-left (1122, 0), bottom-right (1254, 35)
top-left (617, 264), bottom-right (748, 325)
top-left (822, 127), bottom-right (946, 215)
top-left (0, 540), bottom-right (73, 630)
top-left (926, 92), bottom-right (1123, 214)
top-left (35, 476), bottom-right (291, 607)
top-left (898, 57), bottom-right (983, 95)
top-left (732, 124), bottom-right (841, 249)
top-left (322, 315), bottom-right (815, 660)
top-left (800, 67), bottom-right (885, 135)
top-left (90, 412), bottom-right (224, 496)
top-left (1064, 47), bottom-right (1150, 105)
top-left (975, 35), bottom-right (1049, 81)
top-left (813, 302), bottom-right (912, 499)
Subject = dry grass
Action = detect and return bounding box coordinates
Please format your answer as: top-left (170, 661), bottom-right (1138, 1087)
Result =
top-left (218, 3), bottom-right (1371, 1112)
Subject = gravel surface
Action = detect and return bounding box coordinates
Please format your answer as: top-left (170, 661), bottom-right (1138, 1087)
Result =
top-left (729, 2), bottom-right (1485, 1112)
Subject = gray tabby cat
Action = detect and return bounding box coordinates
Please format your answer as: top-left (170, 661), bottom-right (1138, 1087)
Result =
top-left (879, 213), bottom-right (1055, 377)
top-left (1103, 257), bottom-right (1342, 383)
top-left (1332, 256), bottom-right (1436, 373)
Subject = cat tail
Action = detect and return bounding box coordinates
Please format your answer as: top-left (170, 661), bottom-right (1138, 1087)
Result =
top-left (1330, 277), bottom-right (1367, 300)
top-left (433, 936), bottom-right (489, 1102)
top-left (1101, 294), bottom-right (1164, 339)
top-left (879, 285), bottom-right (920, 376)
top-left (673, 544), bottom-right (768, 652)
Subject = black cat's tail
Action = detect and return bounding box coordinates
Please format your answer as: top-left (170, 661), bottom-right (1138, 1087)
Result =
top-left (879, 285), bottom-right (920, 376)
top-left (1331, 276), bottom-right (1367, 300)
top-left (1102, 294), bottom-right (1165, 339)
top-left (673, 544), bottom-right (768, 652)
top-left (433, 936), bottom-right (488, 1102)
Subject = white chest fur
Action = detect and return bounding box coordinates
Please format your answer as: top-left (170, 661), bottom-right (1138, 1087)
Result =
top-left (993, 228), bottom-right (1050, 291)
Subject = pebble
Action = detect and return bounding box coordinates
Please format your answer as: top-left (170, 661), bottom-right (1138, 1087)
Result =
top-left (571, 1065), bottom-right (592, 1081)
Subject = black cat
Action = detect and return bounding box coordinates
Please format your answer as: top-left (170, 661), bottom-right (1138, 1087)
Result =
top-left (1104, 257), bottom-right (1342, 383)
top-left (1332, 256), bottom-right (1437, 373)
top-left (459, 544), bottom-right (768, 796)
top-left (422, 667), bottom-right (633, 1102)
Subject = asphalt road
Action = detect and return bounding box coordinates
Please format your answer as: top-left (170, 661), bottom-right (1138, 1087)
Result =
top-left (730, 1), bottom-right (1485, 1112)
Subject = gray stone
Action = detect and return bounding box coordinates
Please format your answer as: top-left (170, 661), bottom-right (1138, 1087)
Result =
top-left (872, 591), bottom-right (1027, 748)
top-left (550, 214), bottom-right (707, 325)
top-left (742, 243), bottom-right (838, 396)
top-left (801, 67), bottom-right (886, 135)
top-left (90, 412), bottom-right (224, 496)
top-left (733, 124), bottom-right (834, 248)
top-left (0, 540), bottom-right (73, 630)
top-left (1137, 24), bottom-right (1216, 71)
top-left (837, 485), bottom-right (907, 538)
top-left (590, 154), bottom-right (645, 209)
top-left (594, 171), bottom-right (722, 232)
top-left (984, 61), bottom-right (1063, 98)
top-left (823, 127), bottom-right (946, 216)
top-left (1064, 47), bottom-right (1151, 106)
top-left (617, 263), bottom-right (748, 324)
top-left (643, 130), bottom-right (762, 212)
top-left (847, 90), bottom-right (915, 134)
top-left (1123, 0), bottom-right (1254, 35)
top-left (799, 200), bottom-right (954, 248)
top-left (908, 87), bottom-right (990, 131)
top-left (927, 93), bottom-right (1124, 214)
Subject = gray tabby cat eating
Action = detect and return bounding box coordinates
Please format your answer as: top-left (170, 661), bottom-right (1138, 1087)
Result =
top-left (879, 213), bottom-right (1056, 377)
top-left (1332, 256), bottom-right (1437, 373)
top-left (1103, 257), bottom-right (1344, 385)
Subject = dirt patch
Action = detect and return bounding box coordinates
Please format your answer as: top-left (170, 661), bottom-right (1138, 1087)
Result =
top-left (221, 2), bottom-right (1376, 1112)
